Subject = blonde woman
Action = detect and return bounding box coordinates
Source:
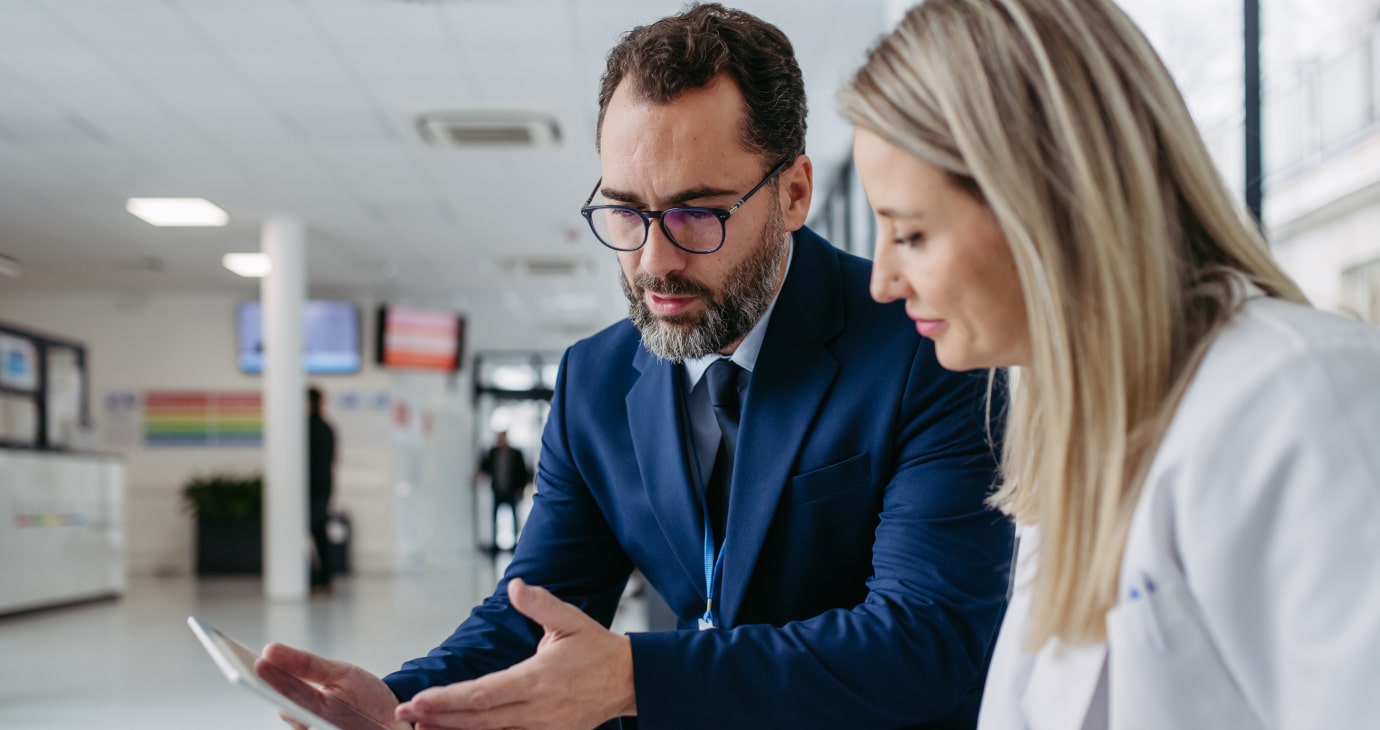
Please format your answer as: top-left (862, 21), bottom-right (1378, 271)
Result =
top-left (840, 0), bottom-right (1380, 727)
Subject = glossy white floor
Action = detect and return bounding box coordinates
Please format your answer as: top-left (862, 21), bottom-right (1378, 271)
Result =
top-left (0, 556), bottom-right (649, 729)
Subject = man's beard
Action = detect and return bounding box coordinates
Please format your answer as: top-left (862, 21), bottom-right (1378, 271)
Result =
top-left (621, 204), bottom-right (788, 362)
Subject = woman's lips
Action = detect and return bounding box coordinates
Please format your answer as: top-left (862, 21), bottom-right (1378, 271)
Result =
top-left (914, 319), bottom-right (946, 337)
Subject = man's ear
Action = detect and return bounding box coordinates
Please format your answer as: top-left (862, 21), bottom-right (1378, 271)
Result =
top-left (780, 155), bottom-right (813, 231)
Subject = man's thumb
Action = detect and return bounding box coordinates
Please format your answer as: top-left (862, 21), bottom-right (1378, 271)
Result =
top-left (508, 578), bottom-right (584, 635)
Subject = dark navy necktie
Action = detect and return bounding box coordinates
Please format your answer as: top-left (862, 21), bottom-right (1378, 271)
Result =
top-left (704, 358), bottom-right (745, 549)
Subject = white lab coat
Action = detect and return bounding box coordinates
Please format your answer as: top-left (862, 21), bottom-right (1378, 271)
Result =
top-left (979, 292), bottom-right (1380, 730)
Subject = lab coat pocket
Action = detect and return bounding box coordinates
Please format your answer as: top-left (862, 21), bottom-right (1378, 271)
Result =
top-left (1104, 578), bottom-right (1259, 729)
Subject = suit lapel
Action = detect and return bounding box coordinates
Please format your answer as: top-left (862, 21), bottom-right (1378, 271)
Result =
top-left (719, 228), bottom-right (844, 627)
top-left (626, 348), bottom-right (706, 598)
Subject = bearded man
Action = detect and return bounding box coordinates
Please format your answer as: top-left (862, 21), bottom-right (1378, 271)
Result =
top-left (266, 5), bottom-right (1012, 729)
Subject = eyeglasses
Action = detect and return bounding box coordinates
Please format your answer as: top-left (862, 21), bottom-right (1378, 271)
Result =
top-left (579, 158), bottom-right (792, 254)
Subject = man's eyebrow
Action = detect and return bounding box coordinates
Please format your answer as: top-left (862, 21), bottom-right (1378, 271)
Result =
top-left (598, 185), bottom-right (741, 208)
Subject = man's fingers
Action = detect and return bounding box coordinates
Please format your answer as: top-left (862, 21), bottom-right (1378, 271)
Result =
top-left (507, 578), bottom-right (586, 636)
top-left (261, 642), bottom-right (353, 685)
top-left (401, 697), bottom-right (535, 730)
top-left (400, 666), bottom-right (535, 723)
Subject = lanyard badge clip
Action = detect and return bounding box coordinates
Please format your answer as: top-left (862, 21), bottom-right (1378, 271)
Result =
top-left (698, 599), bottom-right (716, 630)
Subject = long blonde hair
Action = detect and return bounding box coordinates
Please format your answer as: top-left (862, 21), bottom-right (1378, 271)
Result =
top-left (841, 0), bottom-right (1307, 646)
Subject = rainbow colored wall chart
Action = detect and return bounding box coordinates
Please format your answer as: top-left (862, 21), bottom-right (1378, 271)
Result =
top-left (143, 391), bottom-right (263, 447)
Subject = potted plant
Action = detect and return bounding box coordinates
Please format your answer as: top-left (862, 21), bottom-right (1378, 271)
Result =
top-left (181, 472), bottom-right (263, 575)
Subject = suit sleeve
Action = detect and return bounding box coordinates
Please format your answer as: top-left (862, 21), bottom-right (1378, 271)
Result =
top-left (1177, 348), bottom-right (1380, 728)
top-left (629, 346), bottom-right (1015, 728)
top-left (382, 350), bottom-right (635, 701)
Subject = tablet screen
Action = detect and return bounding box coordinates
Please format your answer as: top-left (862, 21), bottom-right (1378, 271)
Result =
top-left (188, 616), bottom-right (390, 730)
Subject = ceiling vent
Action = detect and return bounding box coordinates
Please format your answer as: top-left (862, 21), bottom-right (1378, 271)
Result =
top-left (498, 256), bottom-right (590, 277)
top-left (111, 256), bottom-right (165, 274)
top-left (415, 110), bottom-right (561, 147)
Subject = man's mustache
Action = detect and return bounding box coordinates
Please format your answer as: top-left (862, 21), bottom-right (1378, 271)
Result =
top-left (633, 272), bottom-right (712, 299)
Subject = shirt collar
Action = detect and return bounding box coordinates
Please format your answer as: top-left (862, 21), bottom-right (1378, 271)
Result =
top-left (683, 237), bottom-right (793, 389)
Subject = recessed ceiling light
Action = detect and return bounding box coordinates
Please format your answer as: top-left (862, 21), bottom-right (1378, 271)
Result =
top-left (222, 253), bottom-right (272, 278)
top-left (126, 197), bottom-right (228, 227)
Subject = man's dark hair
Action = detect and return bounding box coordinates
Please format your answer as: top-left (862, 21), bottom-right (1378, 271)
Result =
top-left (308, 386), bottom-right (323, 414)
top-left (596, 3), bottom-right (806, 169)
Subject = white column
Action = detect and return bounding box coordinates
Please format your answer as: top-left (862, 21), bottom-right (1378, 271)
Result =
top-left (262, 216), bottom-right (307, 601)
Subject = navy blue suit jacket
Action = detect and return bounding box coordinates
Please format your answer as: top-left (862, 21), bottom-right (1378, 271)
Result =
top-left (383, 228), bottom-right (1014, 728)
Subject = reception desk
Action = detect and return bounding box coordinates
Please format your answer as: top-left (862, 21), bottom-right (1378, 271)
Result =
top-left (0, 450), bottom-right (125, 615)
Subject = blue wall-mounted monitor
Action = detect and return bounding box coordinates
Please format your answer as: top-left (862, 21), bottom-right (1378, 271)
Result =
top-left (236, 301), bottom-right (361, 375)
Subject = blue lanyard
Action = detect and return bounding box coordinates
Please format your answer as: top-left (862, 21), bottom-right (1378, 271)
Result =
top-left (699, 490), bottom-right (726, 630)
top-left (682, 368), bottom-right (726, 630)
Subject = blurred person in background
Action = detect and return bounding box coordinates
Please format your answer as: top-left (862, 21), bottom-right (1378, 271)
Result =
top-left (476, 430), bottom-right (532, 550)
top-left (841, 0), bottom-right (1380, 727)
top-left (307, 386), bottom-right (337, 594)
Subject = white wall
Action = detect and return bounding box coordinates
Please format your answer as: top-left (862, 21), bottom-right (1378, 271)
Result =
top-left (0, 287), bottom-right (478, 577)
top-left (1266, 94), bottom-right (1380, 312)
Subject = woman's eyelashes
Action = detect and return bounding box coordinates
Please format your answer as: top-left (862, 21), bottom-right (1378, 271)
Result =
top-left (894, 231), bottom-right (926, 247)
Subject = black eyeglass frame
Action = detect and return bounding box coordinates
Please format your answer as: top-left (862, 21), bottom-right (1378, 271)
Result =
top-left (579, 157), bottom-right (794, 254)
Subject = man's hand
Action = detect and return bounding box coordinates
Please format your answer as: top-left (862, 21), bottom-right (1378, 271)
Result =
top-left (394, 578), bottom-right (636, 730)
top-left (260, 642), bottom-right (411, 730)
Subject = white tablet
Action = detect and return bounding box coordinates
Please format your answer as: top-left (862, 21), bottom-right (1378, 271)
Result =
top-left (187, 616), bottom-right (390, 730)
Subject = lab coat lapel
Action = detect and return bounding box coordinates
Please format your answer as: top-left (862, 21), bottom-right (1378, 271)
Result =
top-left (1021, 640), bottom-right (1107, 730)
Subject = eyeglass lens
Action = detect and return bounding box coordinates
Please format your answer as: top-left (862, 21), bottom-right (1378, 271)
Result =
top-left (587, 206), bottom-right (724, 252)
